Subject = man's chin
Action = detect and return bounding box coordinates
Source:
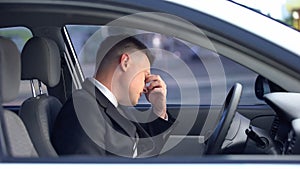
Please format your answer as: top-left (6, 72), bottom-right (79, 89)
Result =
top-left (131, 100), bottom-right (138, 106)
top-left (119, 100), bottom-right (137, 107)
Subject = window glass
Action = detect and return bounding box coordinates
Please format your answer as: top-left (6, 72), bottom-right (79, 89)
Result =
top-left (66, 25), bottom-right (263, 105)
top-left (1, 27), bottom-right (47, 106)
top-left (0, 27), bottom-right (32, 51)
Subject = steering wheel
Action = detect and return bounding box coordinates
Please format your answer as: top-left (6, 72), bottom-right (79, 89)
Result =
top-left (205, 83), bottom-right (243, 154)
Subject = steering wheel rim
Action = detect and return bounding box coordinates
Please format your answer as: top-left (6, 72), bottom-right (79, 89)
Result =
top-left (206, 83), bottom-right (243, 154)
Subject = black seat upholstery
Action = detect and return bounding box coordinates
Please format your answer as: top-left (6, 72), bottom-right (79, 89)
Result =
top-left (0, 37), bottom-right (38, 157)
top-left (19, 37), bottom-right (62, 157)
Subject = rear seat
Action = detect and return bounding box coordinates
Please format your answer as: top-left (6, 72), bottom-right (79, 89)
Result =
top-left (19, 37), bottom-right (62, 157)
top-left (0, 36), bottom-right (38, 157)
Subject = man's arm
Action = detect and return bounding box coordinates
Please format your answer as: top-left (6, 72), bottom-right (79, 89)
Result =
top-left (142, 74), bottom-right (177, 155)
top-left (144, 74), bottom-right (168, 119)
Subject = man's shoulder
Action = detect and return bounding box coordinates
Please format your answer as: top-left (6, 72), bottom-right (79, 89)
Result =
top-left (55, 87), bottom-right (107, 130)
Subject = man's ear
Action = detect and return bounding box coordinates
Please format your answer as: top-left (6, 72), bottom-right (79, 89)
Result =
top-left (120, 53), bottom-right (130, 72)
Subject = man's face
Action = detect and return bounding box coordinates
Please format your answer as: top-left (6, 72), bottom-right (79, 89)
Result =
top-left (114, 50), bottom-right (151, 106)
top-left (128, 53), bottom-right (150, 106)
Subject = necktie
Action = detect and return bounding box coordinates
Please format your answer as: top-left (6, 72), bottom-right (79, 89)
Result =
top-left (117, 105), bottom-right (139, 158)
top-left (133, 133), bottom-right (139, 158)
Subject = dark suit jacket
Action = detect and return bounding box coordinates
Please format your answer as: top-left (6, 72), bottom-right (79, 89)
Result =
top-left (51, 79), bottom-right (176, 158)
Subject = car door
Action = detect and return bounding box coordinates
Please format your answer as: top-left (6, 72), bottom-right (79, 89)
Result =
top-left (1, 0), bottom-right (300, 165)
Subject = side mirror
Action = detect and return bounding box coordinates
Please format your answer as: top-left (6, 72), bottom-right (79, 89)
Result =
top-left (254, 75), bottom-right (285, 100)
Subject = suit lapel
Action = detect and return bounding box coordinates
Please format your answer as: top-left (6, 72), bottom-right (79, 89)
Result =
top-left (82, 79), bottom-right (137, 139)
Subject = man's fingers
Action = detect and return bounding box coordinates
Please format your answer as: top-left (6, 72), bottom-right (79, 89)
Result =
top-left (147, 80), bottom-right (162, 90)
top-left (145, 74), bottom-right (160, 83)
top-left (149, 87), bottom-right (164, 94)
top-left (145, 75), bottom-right (166, 90)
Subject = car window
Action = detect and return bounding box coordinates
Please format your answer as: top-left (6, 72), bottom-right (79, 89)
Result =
top-left (66, 25), bottom-right (264, 106)
top-left (0, 27), bottom-right (47, 106)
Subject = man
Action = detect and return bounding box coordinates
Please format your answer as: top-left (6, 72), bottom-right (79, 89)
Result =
top-left (51, 35), bottom-right (176, 158)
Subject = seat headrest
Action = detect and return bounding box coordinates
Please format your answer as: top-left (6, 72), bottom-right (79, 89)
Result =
top-left (0, 37), bottom-right (21, 102)
top-left (21, 37), bottom-right (61, 87)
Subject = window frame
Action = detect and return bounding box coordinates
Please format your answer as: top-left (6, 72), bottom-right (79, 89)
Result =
top-left (65, 25), bottom-right (264, 106)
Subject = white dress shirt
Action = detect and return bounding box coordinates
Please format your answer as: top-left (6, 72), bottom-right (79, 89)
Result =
top-left (89, 78), bottom-right (118, 108)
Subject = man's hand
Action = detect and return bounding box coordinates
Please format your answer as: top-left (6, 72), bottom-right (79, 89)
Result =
top-left (144, 74), bottom-right (167, 119)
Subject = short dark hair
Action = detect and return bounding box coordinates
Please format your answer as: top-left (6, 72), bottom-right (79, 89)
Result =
top-left (95, 35), bottom-right (154, 74)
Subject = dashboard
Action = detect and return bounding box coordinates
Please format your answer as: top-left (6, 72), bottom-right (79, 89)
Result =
top-left (264, 92), bottom-right (300, 155)
top-left (220, 92), bottom-right (300, 155)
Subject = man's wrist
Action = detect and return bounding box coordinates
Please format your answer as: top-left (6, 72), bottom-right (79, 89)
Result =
top-left (156, 110), bottom-right (168, 120)
top-left (162, 113), bottom-right (168, 121)
top-left (152, 106), bottom-right (168, 120)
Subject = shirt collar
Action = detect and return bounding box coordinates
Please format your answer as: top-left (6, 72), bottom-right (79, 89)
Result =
top-left (89, 77), bottom-right (118, 108)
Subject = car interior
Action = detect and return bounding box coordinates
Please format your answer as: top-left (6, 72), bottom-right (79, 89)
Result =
top-left (19, 36), bottom-right (62, 157)
top-left (0, 0), bottom-right (300, 163)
